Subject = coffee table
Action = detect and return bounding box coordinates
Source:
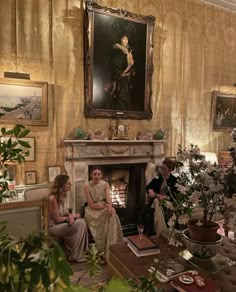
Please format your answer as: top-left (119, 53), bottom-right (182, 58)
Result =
top-left (108, 235), bottom-right (236, 292)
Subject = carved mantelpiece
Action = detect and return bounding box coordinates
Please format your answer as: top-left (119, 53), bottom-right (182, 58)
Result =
top-left (63, 140), bottom-right (166, 213)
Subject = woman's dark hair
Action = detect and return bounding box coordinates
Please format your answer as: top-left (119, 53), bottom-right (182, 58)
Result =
top-left (50, 174), bottom-right (69, 203)
top-left (90, 166), bottom-right (103, 175)
top-left (162, 158), bottom-right (176, 171)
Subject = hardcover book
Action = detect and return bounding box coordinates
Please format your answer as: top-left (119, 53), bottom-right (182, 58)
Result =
top-left (170, 271), bottom-right (221, 292)
top-left (127, 242), bottom-right (160, 257)
top-left (127, 234), bottom-right (159, 251)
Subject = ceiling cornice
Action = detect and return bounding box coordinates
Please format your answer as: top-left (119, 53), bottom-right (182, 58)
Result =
top-left (198, 0), bottom-right (236, 12)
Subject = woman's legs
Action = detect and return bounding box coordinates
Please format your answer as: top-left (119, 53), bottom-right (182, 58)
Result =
top-left (49, 219), bottom-right (89, 262)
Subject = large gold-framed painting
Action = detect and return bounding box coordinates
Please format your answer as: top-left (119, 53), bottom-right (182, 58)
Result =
top-left (84, 1), bottom-right (155, 120)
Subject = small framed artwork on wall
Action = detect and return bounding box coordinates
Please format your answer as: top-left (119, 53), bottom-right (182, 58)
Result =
top-left (48, 166), bottom-right (61, 183)
top-left (211, 91), bottom-right (236, 131)
top-left (0, 137), bottom-right (35, 161)
top-left (0, 78), bottom-right (48, 126)
top-left (25, 171), bottom-right (37, 185)
top-left (20, 137), bottom-right (35, 161)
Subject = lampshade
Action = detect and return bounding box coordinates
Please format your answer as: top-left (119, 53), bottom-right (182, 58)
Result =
top-left (201, 152), bottom-right (218, 165)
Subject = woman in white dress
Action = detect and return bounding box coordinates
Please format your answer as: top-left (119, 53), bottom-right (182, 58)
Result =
top-left (48, 174), bottom-right (89, 262)
top-left (84, 166), bottom-right (123, 260)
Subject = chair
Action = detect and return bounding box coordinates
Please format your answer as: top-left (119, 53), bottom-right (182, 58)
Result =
top-left (0, 198), bottom-right (49, 238)
top-left (23, 187), bottom-right (49, 201)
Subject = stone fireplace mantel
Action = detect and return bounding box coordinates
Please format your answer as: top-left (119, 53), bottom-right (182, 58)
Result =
top-left (63, 139), bottom-right (166, 212)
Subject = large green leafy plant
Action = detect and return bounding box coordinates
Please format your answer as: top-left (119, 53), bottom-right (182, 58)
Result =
top-left (0, 222), bottom-right (75, 292)
top-left (0, 124), bottom-right (31, 203)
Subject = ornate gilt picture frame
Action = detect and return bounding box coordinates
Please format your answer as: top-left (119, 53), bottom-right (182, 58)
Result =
top-left (84, 1), bottom-right (155, 119)
top-left (211, 91), bottom-right (236, 131)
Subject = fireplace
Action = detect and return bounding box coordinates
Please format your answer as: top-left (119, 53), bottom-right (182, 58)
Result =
top-left (88, 163), bottom-right (146, 226)
top-left (63, 139), bottom-right (166, 226)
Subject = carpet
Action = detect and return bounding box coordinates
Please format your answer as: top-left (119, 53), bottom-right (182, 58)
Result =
top-left (70, 262), bottom-right (109, 288)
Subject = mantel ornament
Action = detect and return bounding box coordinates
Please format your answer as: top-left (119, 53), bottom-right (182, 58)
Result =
top-left (153, 128), bottom-right (165, 140)
top-left (110, 120), bottom-right (129, 140)
top-left (74, 127), bottom-right (88, 140)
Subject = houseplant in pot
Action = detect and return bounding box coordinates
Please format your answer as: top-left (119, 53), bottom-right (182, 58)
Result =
top-left (167, 144), bottom-right (227, 258)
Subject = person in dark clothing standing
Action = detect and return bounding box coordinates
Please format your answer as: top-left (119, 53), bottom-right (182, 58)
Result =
top-left (143, 159), bottom-right (177, 236)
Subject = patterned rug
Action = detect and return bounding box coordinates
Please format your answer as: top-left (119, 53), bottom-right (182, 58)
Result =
top-left (70, 262), bottom-right (109, 288)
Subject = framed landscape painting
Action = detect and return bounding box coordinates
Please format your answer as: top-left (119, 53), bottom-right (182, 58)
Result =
top-left (84, 2), bottom-right (155, 119)
top-left (211, 91), bottom-right (236, 130)
top-left (0, 78), bottom-right (48, 126)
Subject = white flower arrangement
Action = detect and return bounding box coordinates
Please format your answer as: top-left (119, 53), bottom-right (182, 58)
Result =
top-left (168, 144), bottom-right (226, 227)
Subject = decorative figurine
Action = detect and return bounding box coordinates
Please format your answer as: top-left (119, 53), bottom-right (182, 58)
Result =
top-left (74, 127), bottom-right (88, 140)
top-left (88, 130), bottom-right (105, 140)
top-left (136, 131), bottom-right (153, 140)
top-left (153, 128), bottom-right (165, 140)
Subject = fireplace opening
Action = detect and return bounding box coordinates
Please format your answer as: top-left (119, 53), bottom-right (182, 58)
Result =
top-left (89, 163), bottom-right (147, 228)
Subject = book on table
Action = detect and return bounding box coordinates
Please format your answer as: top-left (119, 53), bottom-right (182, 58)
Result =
top-left (127, 241), bottom-right (160, 257)
top-left (148, 258), bottom-right (192, 283)
top-left (170, 270), bottom-right (221, 292)
top-left (127, 234), bottom-right (159, 251)
top-left (126, 234), bottom-right (160, 257)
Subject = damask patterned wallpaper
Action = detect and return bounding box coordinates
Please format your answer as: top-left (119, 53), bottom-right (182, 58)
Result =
top-left (0, 0), bottom-right (236, 184)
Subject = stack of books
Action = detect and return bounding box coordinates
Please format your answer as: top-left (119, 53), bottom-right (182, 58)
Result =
top-left (126, 234), bottom-right (160, 257)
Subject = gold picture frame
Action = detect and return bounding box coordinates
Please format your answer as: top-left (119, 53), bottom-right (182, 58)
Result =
top-left (211, 91), bottom-right (236, 131)
top-left (0, 78), bottom-right (48, 126)
top-left (84, 2), bottom-right (155, 119)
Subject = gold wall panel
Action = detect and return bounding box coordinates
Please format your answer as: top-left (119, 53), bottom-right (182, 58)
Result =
top-left (0, 0), bottom-right (235, 184)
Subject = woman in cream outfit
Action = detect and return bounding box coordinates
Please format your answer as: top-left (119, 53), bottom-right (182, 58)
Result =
top-left (48, 175), bottom-right (89, 262)
top-left (84, 166), bottom-right (123, 260)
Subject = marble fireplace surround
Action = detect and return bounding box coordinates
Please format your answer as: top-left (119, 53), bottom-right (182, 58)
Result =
top-left (63, 140), bottom-right (166, 213)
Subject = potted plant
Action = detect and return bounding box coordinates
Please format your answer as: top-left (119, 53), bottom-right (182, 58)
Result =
top-left (168, 144), bottom-right (226, 243)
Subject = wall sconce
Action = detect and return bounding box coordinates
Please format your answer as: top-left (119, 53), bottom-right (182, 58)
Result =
top-left (4, 72), bottom-right (30, 80)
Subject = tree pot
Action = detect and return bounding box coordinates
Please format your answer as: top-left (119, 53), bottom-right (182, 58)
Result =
top-left (187, 219), bottom-right (219, 243)
top-left (183, 230), bottom-right (223, 259)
